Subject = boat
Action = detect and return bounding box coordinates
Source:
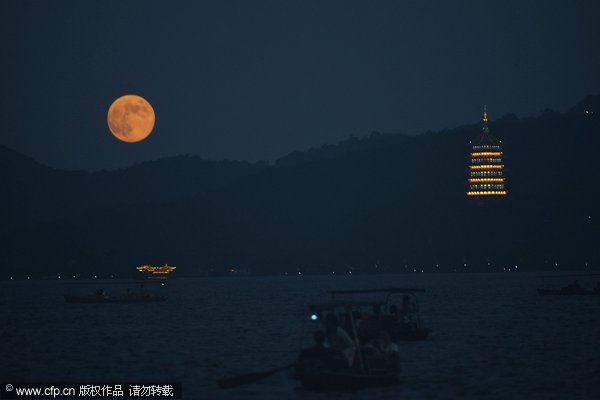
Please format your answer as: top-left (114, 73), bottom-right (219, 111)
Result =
top-left (328, 288), bottom-right (431, 341)
top-left (537, 288), bottom-right (599, 296)
top-left (64, 294), bottom-right (166, 303)
top-left (294, 300), bottom-right (401, 392)
top-left (63, 280), bottom-right (167, 303)
top-left (537, 279), bottom-right (600, 296)
top-left (136, 264), bottom-right (176, 279)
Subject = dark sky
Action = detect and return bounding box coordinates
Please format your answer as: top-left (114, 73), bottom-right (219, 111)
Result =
top-left (2, 0), bottom-right (600, 170)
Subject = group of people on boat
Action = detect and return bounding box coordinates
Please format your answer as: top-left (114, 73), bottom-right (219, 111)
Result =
top-left (353, 296), bottom-right (420, 339)
top-left (388, 295), bottom-right (419, 330)
top-left (297, 314), bottom-right (395, 376)
top-left (297, 297), bottom-right (418, 375)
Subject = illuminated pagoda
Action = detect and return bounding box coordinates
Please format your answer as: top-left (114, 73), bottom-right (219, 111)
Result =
top-left (467, 107), bottom-right (507, 197)
top-left (136, 264), bottom-right (176, 279)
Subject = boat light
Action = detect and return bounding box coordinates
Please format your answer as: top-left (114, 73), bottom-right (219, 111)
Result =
top-left (310, 314), bottom-right (318, 321)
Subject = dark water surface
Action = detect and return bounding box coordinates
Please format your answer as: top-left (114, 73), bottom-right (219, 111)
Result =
top-left (1, 273), bottom-right (599, 399)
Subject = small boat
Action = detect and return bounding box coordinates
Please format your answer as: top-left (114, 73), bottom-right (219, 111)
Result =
top-left (537, 280), bottom-right (600, 296)
top-left (537, 288), bottom-right (599, 296)
top-left (295, 300), bottom-right (401, 392)
top-left (64, 294), bottom-right (167, 303)
top-left (63, 280), bottom-right (168, 303)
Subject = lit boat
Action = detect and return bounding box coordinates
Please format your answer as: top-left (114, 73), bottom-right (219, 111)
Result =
top-left (136, 264), bottom-right (176, 279)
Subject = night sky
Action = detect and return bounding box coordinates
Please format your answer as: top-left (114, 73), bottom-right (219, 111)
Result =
top-left (2, 0), bottom-right (599, 170)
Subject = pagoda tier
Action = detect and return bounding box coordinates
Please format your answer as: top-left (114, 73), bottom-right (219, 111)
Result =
top-left (467, 108), bottom-right (507, 196)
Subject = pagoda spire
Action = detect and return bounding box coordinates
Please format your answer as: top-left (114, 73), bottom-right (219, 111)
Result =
top-left (482, 105), bottom-right (489, 133)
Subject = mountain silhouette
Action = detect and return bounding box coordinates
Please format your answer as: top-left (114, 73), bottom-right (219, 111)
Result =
top-left (1, 148), bottom-right (267, 227)
top-left (1, 95), bottom-right (599, 277)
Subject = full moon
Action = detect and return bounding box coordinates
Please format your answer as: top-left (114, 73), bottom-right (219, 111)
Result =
top-left (107, 95), bottom-right (155, 143)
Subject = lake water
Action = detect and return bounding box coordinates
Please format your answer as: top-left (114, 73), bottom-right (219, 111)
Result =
top-left (1, 273), bottom-right (599, 399)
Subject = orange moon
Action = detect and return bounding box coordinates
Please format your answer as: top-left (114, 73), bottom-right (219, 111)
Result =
top-left (107, 95), bottom-right (155, 142)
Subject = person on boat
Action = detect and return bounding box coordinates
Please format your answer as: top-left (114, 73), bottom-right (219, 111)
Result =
top-left (566, 280), bottom-right (583, 293)
top-left (363, 330), bottom-right (401, 371)
top-left (95, 289), bottom-right (107, 299)
top-left (377, 331), bottom-right (399, 355)
top-left (342, 310), bottom-right (363, 336)
top-left (381, 305), bottom-right (399, 332)
top-left (301, 331), bottom-right (333, 357)
top-left (324, 314), bottom-right (356, 367)
top-left (568, 280), bottom-right (580, 288)
top-left (378, 331), bottom-right (400, 371)
top-left (296, 330), bottom-right (346, 375)
top-left (139, 284), bottom-right (150, 299)
top-left (399, 295), bottom-right (417, 329)
top-left (358, 304), bottom-right (383, 343)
